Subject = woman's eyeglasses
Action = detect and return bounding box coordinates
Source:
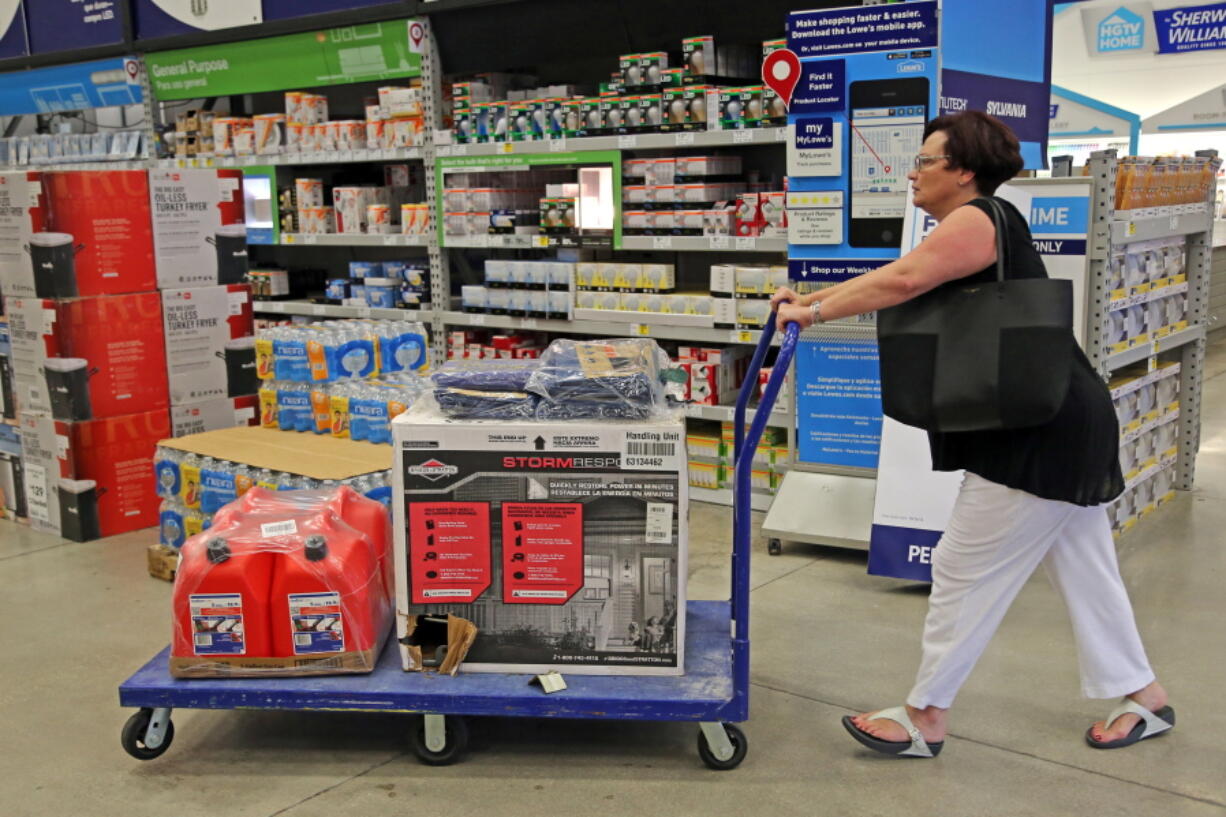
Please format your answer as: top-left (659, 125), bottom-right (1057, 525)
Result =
top-left (913, 154), bottom-right (952, 171)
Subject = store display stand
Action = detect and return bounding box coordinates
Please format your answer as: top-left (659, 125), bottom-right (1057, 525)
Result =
top-left (117, 319), bottom-right (800, 769)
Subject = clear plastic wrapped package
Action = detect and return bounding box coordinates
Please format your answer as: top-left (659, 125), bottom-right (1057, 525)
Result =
top-left (170, 486), bottom-right (392, 678)
top-left (434, 387), bottom-right (538, 420)
top-left (431, 359), bottom-right (540, 392)
top-left (525, 338), bottom-right (672, 420)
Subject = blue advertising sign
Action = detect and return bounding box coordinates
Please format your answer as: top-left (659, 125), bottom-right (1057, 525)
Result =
top-left (1154, 2), bottom-right (1226, 53)
top-left (791, 60), bottom-right (845, 113)
top-left (0, 57), bottom-right (142, 115)
top-left (0, 0), bottom-right (27, 59)
top-left (867, 524), bottom-right (941, 581)
top-left (262, 0), bottom-right (401, 21)
top-left (787, 1), bottom-right (938, 58)
top-left (939, 69), bottom-right (1053, 145)
top-left (796, 338), bottom-right (882, 469)
top-left (788, 258), bottom-right (889, 283)
top-left (133, 0), bottom-right (262, 40)
top-left (25, 0), bottom-right (123, 54)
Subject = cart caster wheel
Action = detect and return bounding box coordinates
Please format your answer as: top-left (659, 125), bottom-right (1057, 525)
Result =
top-left (121, 708), bottom-right (174, 760)
top-left (768, 538), bottom-right (782, 556)
top-left (698, 723), bottom-right (747, 770)
top-left (413, 715), bottom-right (468, 766)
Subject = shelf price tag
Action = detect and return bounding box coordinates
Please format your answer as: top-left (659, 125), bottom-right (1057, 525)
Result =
top-left (734, 330), bottom-right (754, 343)
top-left (469, 313), bottom-right (486, 325)
top-left (1126, 222), bottom-right (1137, 237)
top-left (522, 318), bottom-right (539, 329)
top-left (618, 135), bottom-right (637, 149)
top-left (533, 235), bottom-right (550, 248)
top-left (1169, 215), bottom-right (1179, 231)
top-left (735, 237), bottom-right (756, 250)
top-left (632, 323), bottom-right (651, 336)
top-left (652, 236), bottom-right (673, 250)
top-left (304, 234), bottom-right (318, 244)
top-left (549, 138), bottom-right (567, 152)
top-left (499, 143), bottom-right (514, 154)
top-left (383, 234), bottom-right (400, 246)
top-left (283, 234), bottom-right (296, 244)
top-left (356, 307), bottom-right (373, 319)
top-left (674, 132), bottom-right (695, 146)
top-left (453, 145), bottom-right (468, 156)
top-left (311, 305), bottom-right (327, 316)
top-left (489, 234), bottom-right (505, 247)
top-left (733, 130), bottom-right (755, 144)
top-left (709, 235), bottom-right (730, 250)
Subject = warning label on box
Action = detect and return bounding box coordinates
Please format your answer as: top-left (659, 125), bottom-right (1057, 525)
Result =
top-left (408, 502), bottom-right (492, 604)
top-left (501, 502), bottom-right (584, 604)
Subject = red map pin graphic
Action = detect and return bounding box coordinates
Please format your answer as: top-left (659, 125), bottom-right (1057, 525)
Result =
top-left (762, 49), bottom-right (802, 110)
top-left (409, 21), bottom-right (425, 49)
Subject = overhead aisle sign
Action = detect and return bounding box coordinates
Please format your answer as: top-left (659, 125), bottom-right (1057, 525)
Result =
top-left (144, 18), bottom-right (423, 100)
top-left (263, 0), bottom-right (402, 21)
top-left (133, 0), bottom-right (262, 40)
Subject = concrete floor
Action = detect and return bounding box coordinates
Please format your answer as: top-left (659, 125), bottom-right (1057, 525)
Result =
top-left (3, 336), bottom-right (1225, 816)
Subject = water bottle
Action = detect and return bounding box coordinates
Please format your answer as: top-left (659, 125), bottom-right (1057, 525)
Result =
top-left (201, 457), bottom-right (238, 514)
top-left (154, 447), bottom-right (182, 500)
top-left (180, 452), bottom-right (202, 509)
top-left (329, 380), bottom-right (352, 438)
top-left (348, 383), bottom-right (374, 442)
top-left (364, 470), bottom-right (393, 507)
top-left (234, 463), bottom-right (254, 497)
top-left (159, 499), bottom-right (186, 549)
top-left (255, 468), bottom-right (279, 491)
top-left (310, 382), bottom-right (332, 434)
top-left (258, 381), bottom-right (280, 429)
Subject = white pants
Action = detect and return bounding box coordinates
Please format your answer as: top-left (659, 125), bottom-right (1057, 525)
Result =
top-left (906, 473), bottom-right (1155, 710)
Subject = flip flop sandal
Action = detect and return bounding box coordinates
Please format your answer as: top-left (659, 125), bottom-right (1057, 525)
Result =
top-left (841, 706), bottom-right (944, 758)
top-left (1086, 700), bottom-right (1175, 749)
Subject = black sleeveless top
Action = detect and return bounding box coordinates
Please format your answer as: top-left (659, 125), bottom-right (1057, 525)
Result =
top-left (926, 197), bottom-right (1124, 506)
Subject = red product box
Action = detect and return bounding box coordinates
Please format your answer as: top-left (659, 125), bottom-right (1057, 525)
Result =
top-left (735, 193), bottom-right (763, 237)
top-left (150, 169), bottom-right (248, 289)
top-left (162, 284), bottom-right (255, 405)
top-left (19, 408), bottom-right (170, 541)
top-left (7, 293), bottom-right (168, 421)
top-left (689, 362), bottom-right (720, 405)
top-left (0, 171), bottom-right (157, 298)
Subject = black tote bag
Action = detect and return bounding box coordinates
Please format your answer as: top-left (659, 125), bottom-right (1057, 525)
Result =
top-left (876, 197), bottom-right (1074, 433)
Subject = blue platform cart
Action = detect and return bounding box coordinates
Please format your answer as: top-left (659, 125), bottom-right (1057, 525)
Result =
top-left (118, 320), bottom-right (801, 770)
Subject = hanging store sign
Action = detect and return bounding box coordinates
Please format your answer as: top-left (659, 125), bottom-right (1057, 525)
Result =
top-left (133, 0), bottom-right (262, 40)
top-left (0, 0), bottom-right (27, 59)
top-left (786, 2), bottom-right (938, 58)
top-left (1154, 2), bottom-right (1226, 53)
top-left (25, 0), bottom-right (124, 54)
top-left (0, 57), bottom-right (143, 116)
top-left (262, 0), bottom-right (401, 21)
top-left (144, 18), bottom-right (423, 100)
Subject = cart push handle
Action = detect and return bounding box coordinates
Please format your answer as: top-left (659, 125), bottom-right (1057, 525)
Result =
top-left (730, 316), bottom-right (800, 640)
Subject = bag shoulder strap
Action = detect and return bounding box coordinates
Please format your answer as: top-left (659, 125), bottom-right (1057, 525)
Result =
top-left (983, 196), bottom-right (1009, 283)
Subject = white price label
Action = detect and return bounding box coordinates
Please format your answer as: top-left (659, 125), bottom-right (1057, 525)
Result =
top-left (774, 127), bottom-right (788, 142)
top-left (733, 130), bottom-right (755, 144)
top-left (735, 237), bottom-right (756, 250)
top-left (489, 234), bottom-right (505, 247)
top-left (311, 305), bottom-right (327, 316)
top-left (469, 313), bottom-right (487, 325)
top-left (356, 307), bottom-right (373, 318)
top-left (522, 318), bottom-right (538, 329)
top-left (260, 520), bottom-right (298, 537)
top-left (304, 234), bottom-right (318, 244)
top-left (1169, 215), bottom-right (1179, 231)
top-left (674, 132), bottom-right (695, 146)
top-left (645, 502), bottom-right (674, 543)
top-left (383, 234), bottom-right (400, 246)
top-left (709, 235), bottom-right (730, 250)
top-left (632, 323), bottom-right (650, 336)
top-left (453, 145), bottom-right (468, 156)
top-left (548, 138), bottom-right (567, 152)
top-left (24, 463), bottom-right (50, 524)
top-left (342, 151), bottom-right (355, 162)
top-left (652, 236), bottom-right (673, 250)
top-left (618, 135), bottom-right (637, 149)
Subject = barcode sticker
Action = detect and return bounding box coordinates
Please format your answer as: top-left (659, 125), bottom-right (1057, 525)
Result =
top-left (621, 433), bottom-right (680, 470)
top-left (645, 502), bottom-right (674, 544)
top-left (194, 634), bottom-right (213, 647)
top-left (733, 130), bottom-right (754, 144)
top-left (261, 519), bottom-right (298, 537)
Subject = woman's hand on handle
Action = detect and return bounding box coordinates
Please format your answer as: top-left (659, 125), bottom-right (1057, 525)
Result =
top-left (776, 302), bottom-right (815, 332)
top-left (770, 286), bottom-right (801, 310)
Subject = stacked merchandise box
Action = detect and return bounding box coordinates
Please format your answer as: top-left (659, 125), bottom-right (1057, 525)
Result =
top-left (685, 421), bottom-right (788, 495)
top-left (149, 168), bottom-right (260, 436)
top-left (0, 170), bottom-right (168, 540)
top-left (393, 339), bottom-right (688, 675)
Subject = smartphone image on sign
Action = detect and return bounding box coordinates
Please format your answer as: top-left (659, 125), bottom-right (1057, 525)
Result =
top-left (848, 77), bottom-right (929, 248)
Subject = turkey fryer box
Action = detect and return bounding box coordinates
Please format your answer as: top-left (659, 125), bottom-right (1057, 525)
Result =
top-left (159, 425), bottom-right (391, 481)
top-left (392, 406), bottom-right (688, 676)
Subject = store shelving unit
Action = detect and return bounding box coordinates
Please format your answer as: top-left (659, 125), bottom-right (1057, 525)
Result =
top-left (278, 233), bottom-right (431, 247)
top-left (1086, 149), bottom-right (1215, 524)
top-left (435, 127), bottom-right (789, 158)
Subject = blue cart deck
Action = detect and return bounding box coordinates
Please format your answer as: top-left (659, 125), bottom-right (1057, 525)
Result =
top-left (120, 600), bottom-right (743, 723)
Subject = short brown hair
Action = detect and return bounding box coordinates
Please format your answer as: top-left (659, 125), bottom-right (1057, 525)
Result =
top-left (923, 111), bottom-right (1023, 195)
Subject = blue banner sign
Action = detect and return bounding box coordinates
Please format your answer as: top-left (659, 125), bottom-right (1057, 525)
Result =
top-left (25, 0), bottom-right (123, 54)
top-left (1155, 2), bottom-right (1226, 53)
top-left (262, 0), bottom-right (400, 21)
top-left (787, 1), bottom-right (938, 58)
top-left (788, 258), bottom-right (889, 283)
top-left (867, 524), bottom-right (941, 581)
top-left (0, 57), bottom-right (142, 115)
top-left (133, 0), bottom-right (262, 40)
top-left (940, 69), bottom-right (1052, 146)
top-left (791, 59), bottom-right (846, 113)
top-left (796, 338), bottom-right (883, 469)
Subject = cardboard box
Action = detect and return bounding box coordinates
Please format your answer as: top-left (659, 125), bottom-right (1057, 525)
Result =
top-left (160, 425), bottom-right (391, 481)
top-left (393, 406), bottom-right (687, 675)
top-left (162, 285), bottom-right (255, 405)
top-left (19, 408), bottom-right (171, 540)
top-left (0, 171), bottom-right (157, 298)
top-left (147, 543), bottom-right (179, 582)
top-left (149, 169), bottom-right (248, 290)
top-left (7, 293), bottom-right (168, 421)
top-left (170, 396), bottom-right (259, 438)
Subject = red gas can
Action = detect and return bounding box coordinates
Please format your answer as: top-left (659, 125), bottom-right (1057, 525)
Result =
top-left (172, 530), bottom-right (275, 661)
top-left (267, 512), bottom-right (385, 659)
